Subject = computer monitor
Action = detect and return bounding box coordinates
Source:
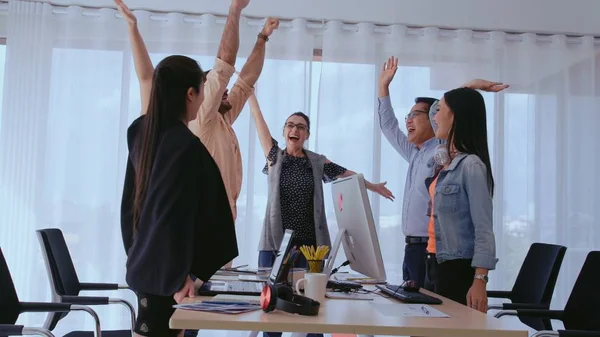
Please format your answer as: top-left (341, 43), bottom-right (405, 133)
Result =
top-left (268, 229), bottom-right (295, 283)
top-left (328, 173), bottom-right (386, 281)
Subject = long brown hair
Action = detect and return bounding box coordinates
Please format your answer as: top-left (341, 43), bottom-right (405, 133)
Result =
top-left (132, 55), bottom-right (205, 231)
top-left (444, 87), bottom-right (494, 195)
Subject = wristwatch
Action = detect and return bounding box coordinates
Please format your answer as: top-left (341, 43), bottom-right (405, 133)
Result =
top-left (257, 32), bottom-right (269, 42)
top-left (474, 274), bottom-right (489, 283)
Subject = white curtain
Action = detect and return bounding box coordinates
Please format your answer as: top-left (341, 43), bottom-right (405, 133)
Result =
top-left (318, 20), bottom-right (600, 328)
top-left (3, 0), bottom-right (600, 335)
top-left (0, 1), bottom-right (312, 335)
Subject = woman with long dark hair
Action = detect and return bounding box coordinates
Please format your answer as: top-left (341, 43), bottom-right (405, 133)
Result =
top-left (120, 55), bottom-right (238, 336)
top-left (424, 86), bottom-right (499, 313)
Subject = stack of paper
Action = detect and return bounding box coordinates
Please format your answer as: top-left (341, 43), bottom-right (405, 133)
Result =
top-left (174, 301), bottom-right (261, 314)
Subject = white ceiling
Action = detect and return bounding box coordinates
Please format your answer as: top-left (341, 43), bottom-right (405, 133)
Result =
top-left (27, 0), bottom-right (600, 36)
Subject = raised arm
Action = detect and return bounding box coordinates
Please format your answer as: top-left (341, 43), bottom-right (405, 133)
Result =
top-left (115, 0), bottom-right (153, 115)
top-left (195, 0), bottom-right (249, 124)
top-left (378, 56), bottom-right (414, 160)
top-left (248, 94), bottom-right (273, 159)
top-left (461, 79), bottom-right (510, 92)
top-left (218, 0), bottom-right (249, 66)
top-left (239, 18), bottom-right (279, 86)
top-left (323, 159), bottom-right (395, 201)
top-left (226, 18), bottom-right (279, 124)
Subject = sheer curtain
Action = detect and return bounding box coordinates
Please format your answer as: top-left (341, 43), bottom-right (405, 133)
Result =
top-left (0, 1), bottom-right (312, 335)
top-left (318, 21), bottom-right (600, 320)
top-left (3, 0), bottom-right (600, 335)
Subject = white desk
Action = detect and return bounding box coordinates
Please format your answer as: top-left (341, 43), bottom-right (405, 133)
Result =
top-left (170, 287), bottom-right (530, 337)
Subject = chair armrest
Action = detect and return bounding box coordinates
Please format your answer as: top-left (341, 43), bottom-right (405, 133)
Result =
top-left (503, 303), bottom-right (549, 310)
top-left (516, 309), bottom-right (565, 320)
top-left (0, 324), bottom-right (24, 336)
top-left (558, 331), bottom-right (600, 337)
top-left (0, 325), bottom-right (55, 337)
top-left (494, 309), bottom-right (564, 320)
top-left (79, 282), bottom-right (119, 291)
top-left (19, 302), bottom-right (72, 313)
top-left (487, 290), bottom-right (512, 299)
top-left (61, 295), bottom-right (109, 305)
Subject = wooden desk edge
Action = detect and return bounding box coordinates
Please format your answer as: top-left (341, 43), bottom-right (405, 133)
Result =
top-left (170, 317), bottom-right (529, 337)
top-left (170, 283), bottom-right (529, 337)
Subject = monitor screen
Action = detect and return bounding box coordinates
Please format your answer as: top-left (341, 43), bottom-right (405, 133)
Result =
top-left (330, 174), bottom-right (386, 281)
top-left (268, 229), bottom-right (294, 283)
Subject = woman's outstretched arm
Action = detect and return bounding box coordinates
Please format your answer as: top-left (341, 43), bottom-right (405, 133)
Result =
top-left (327, 163), bottom-right (395, 201)
top-left (115, 0), bottom-right (154, 115)
top-left (248, 94), bottom-right (275, 160)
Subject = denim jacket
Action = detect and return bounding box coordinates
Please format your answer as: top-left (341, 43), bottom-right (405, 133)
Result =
top-left (425, 153), bottom-right (498, 270)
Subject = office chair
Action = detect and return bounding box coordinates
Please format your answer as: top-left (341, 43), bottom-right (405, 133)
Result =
top-left (496, 251), bottom-right (600, 337)
top-left (0, 247), bottom-right (101, 337)
top-left (36, 228), bottom-right (135, 336)
top-left (487, 242), bottom-right (566, 330)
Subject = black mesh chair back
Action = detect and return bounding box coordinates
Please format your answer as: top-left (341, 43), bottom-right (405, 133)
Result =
top-left (37, 228), bottom-right (81, 295)
top-left (36, 229), bottom-right (78, 330)
top-left (511, 243), bottom-right (567, 305)
top-left (0, 246), bottom-right (105, 337)
top-left (0, 247), bottom-right (20, 324)
top-left (36, 228), bottom-right (135, 335)
top-left (562, 251), bottom-right (600, 331)
top-left (511, 243), bottom-right (567, 330)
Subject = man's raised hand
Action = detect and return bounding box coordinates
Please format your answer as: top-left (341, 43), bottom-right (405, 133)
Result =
top-left (232, 0), bottom-right (250, 11)
top-left (379, 56), bottom-right (398, 88)
top-left (262, 18), bottom-right (280, 37)
top-left (114, 0), bottom-right (136, 26)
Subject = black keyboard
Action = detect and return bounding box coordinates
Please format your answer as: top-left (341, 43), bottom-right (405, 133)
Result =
top-left (327, 280), bottom-right (363, 291)
top-left (376, 284), bottom-right (443, 304)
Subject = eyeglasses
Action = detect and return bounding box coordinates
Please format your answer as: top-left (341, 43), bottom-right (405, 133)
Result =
top-left (405, 110), bottom-right (428, 122)
top-left (285, 122), bottom-right (308, 131)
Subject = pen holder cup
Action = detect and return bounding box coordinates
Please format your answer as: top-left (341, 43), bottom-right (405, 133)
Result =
top-left (306, 260), bottom-right (325, 273)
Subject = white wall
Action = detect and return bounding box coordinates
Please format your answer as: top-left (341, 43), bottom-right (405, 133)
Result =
top-left (27, 0), bottom-right (600, 36)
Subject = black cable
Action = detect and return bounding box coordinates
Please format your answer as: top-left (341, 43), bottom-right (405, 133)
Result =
top-left (370, 289), bottom-right (391, 299)
top-left (391, 280), bottom-right (408, 299)
top-left (329, 260), bottom-right (350, 275)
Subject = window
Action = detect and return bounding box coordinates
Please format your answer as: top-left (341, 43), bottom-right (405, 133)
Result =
top-left (0, 43), bottom-right (6, 133)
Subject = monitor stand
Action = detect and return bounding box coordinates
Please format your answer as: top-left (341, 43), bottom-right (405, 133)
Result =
top-left (324, 228), bottom-right (346, 277)
top-left (323, 229), bottom-right (377, 302)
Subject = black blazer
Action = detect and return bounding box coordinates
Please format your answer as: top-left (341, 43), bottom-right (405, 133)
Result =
top-left (120, 115), bottom-right (238, 296)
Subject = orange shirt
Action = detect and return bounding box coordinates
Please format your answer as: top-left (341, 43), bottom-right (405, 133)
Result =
top-left (188, 58), bottom-right (253, 221)
top-left (427, 176), bottom-right (439, 254)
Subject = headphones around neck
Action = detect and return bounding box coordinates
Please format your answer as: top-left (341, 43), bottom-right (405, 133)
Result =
top-left (260, 283), bottom-right (320, 316)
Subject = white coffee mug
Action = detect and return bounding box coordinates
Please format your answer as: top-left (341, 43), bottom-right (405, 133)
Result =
top-left (295, 272), bottom-right (328, 303)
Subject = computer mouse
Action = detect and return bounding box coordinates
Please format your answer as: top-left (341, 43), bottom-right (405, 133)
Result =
top-left (402, 280), bottom-right (420, 292)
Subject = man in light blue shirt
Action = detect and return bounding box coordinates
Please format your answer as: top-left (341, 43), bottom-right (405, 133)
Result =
top-left (377, 56), bottom-right (439, 287)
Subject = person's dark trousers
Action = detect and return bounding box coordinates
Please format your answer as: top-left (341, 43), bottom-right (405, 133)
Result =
top-left (402, 237), bottom-right (428, 287)
top-left (258, 250), bottom-right (323, 337)
top-left (424, 253), bottom-right (474, 305)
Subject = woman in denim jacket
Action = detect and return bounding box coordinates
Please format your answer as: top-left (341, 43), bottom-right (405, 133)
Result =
top-left (424, 85), bottom-right (502, 312)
